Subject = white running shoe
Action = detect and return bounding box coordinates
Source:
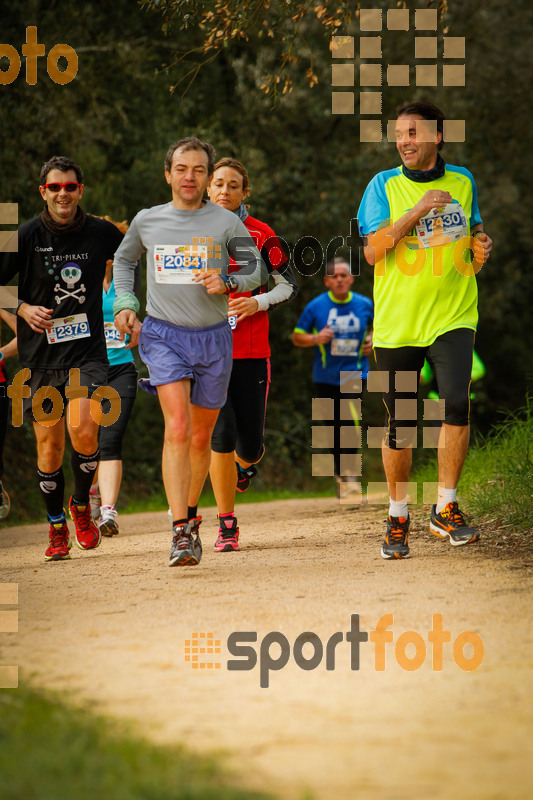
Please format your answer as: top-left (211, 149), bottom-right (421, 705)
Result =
top-left (98, 505), bottom-right (119, 537)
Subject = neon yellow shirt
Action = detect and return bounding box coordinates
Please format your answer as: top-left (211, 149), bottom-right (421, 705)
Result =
top-left (357, 164), bottom-right (483, 348)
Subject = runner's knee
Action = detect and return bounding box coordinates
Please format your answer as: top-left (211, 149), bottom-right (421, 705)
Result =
top-left (191, 424), bottom-right (215, 453)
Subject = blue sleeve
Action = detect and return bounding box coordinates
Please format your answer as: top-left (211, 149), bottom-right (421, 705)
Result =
top-left (469, 174), bottom-right (482, 228)
top-left (357, 173), bottom-right (391, 237)
top-left (294, 301), bottom-right (316, 334)
top-left (448, 166), bottom-right (483, 228)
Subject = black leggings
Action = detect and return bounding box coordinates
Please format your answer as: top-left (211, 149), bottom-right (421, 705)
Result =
top-left (99, 362), bottom-right (138, 461)
top-left (211, 358), bottom-right (270, 463)
top-left (374, 328), bottom-right (474, 450)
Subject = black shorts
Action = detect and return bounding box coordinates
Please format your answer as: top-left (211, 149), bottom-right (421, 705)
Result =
top-left (20, 360), bottom-right (108, 424)
top-left (99, 361), bottom-right (138, 460)
top-left (211, 358), bottom-right (270, 463)
top-left (374, 328), bottom-right (474, 449)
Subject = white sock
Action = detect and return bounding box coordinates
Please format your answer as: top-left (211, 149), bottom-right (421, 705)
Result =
top-left (436, 488), bottom-right (457, 514)
top-left (389, 498), bottom-right (408, 519)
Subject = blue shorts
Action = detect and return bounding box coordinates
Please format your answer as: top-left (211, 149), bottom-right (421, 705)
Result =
top-left (139, 316), bottom-right (233, 409)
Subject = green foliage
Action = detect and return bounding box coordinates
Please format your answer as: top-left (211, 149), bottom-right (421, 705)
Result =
top-left (0, 684), bottom-right (274, 800)
top-left (140, 0), bottom-right (356, 98)
top-left (413, 401), bottom-right (533, 537)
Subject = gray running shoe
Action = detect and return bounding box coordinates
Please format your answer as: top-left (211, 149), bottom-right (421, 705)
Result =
top-left (381, 515), bottom-right (410, 560)
top-left (169, 523), bottom-right (202, 567)
top-left (430, 502), bottom-right (479, 545)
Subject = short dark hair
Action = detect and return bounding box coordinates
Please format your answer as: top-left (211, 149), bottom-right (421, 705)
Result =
top-left (164, 137), bottom-right (216, 175)
top-left (40, 156), bottom-right (83, 185)
top-left (396, 101), bottom-right (445, 150)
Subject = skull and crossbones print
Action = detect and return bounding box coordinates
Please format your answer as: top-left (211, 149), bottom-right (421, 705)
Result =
top-left (54, 263), bottom-right (86, 304)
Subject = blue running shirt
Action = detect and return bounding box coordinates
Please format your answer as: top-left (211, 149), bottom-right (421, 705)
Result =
top-left (294, 291), bottom-right (373, 385)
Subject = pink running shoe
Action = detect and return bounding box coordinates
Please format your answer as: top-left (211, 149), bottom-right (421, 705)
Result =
top-left (214, 516), bottom-right (240, 552)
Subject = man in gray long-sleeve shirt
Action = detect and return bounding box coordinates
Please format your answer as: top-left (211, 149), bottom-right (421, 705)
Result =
top-left (113, 137), bottom-right (266, 567)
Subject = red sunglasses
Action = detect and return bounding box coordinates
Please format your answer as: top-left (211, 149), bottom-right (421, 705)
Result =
top-left (41, 182), bottom-right (81, 192)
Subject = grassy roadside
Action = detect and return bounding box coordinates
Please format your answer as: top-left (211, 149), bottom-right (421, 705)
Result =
top-left (0, 684), bottom-right (275, 800)
top-left (412, 402), bottom-right (533, 540)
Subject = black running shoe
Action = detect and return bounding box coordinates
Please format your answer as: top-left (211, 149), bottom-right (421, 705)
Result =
top-left (430, 502), bottom-right (479, 545)
top-left (169, 523), bottom-right (202, 567)
top-left (236, 464), bottom-right (257, 493)
top-left (381, 515), bottom-right (410, 560)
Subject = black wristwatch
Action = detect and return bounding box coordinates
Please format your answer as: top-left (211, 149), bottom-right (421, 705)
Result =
top-left (221, 274), bottom-right (239, 294)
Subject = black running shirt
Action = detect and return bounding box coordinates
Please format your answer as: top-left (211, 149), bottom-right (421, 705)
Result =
top-left (1, 215), bottom-right (123, 370)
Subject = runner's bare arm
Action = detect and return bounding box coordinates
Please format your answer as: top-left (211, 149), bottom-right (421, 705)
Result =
top-left (292, 326), bottom-right (333, 347)
top-left (0, 336), bottom-right (17, 358)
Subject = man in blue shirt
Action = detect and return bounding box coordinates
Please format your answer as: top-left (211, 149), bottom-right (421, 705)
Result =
top-left (293, 258), bottom-right (373, 497)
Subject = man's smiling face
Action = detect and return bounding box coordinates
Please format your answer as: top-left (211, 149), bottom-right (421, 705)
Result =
top-left (395, 113), bottom-right (441, 172)
top-left (39, 168), bottom-right (84, 225)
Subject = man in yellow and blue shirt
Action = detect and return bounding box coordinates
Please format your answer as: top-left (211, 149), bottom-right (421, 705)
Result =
top-left (357, 101), bottom-right (492, 559)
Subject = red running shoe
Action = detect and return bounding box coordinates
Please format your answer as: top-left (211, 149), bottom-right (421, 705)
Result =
top-left (45, 521), bottom-right (71, 562)
top-left (69, 496), bottom-right (102, 551)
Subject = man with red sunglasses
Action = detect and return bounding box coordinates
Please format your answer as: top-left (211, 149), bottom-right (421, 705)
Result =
top-left (0, 155), bottom-right (123, 562)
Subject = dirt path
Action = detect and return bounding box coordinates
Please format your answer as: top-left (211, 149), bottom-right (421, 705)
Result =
top-left (2, 498), bottom-right (532, 800)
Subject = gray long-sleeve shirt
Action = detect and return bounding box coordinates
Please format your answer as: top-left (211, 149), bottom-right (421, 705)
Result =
top-left (113, 200), bottom-right (267, 328)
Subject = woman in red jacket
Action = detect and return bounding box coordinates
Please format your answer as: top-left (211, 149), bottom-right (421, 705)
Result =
top-left (207, 158), bottom-right (298, 552)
